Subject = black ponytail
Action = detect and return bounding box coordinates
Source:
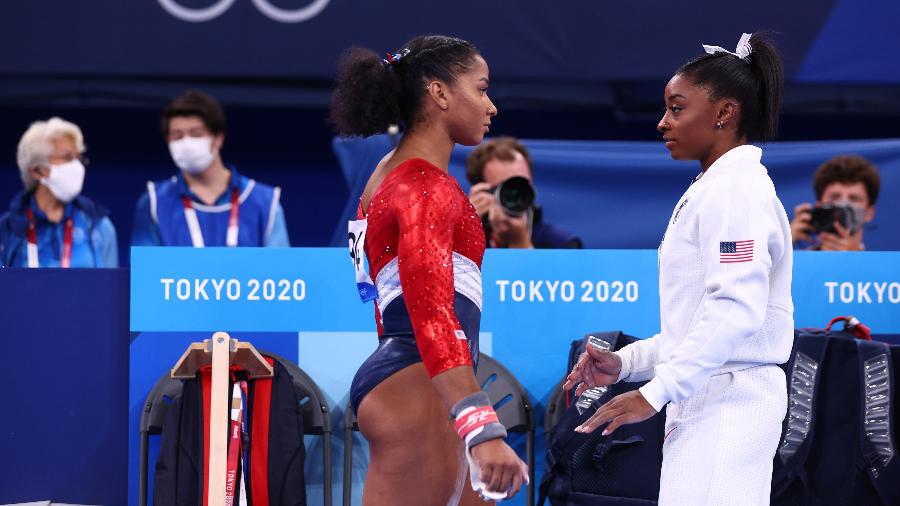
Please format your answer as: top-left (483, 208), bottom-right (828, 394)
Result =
top-left (678, 32), bottom-right (784, 143)
top-left (330, 35), bottom-right (480, 137)
top-left (746, 33), bottom-right (784, 142)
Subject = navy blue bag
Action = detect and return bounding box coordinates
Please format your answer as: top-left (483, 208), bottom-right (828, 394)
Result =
top-left (539, 331), bottom-right (665, 506)
top-left (771, 318), bottom-right (900, 506)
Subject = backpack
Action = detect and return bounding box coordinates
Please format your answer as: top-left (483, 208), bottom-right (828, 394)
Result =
top-left (771, 317), bottom-right (900, 506)
top-left (154, 357), bottom-right (307, 506)
top-left (539, 331), bottom-right (666, 506)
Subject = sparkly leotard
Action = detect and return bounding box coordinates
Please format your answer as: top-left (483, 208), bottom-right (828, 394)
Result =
top-left (349, 158), bottom-right (486, 412)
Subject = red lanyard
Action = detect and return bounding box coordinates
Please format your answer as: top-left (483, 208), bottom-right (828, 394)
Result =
top-left (25, 207), bottom-right (73, 268)
top-left (181, 189), bottom-right (240, 247)
top-left (225, 380), bottom-right (249, 505)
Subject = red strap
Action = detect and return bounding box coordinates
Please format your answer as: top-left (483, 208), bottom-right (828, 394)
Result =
top-left (61, 218), bottom-right (73, 268)
top-left (250, 358), bottom-right (274, 506)
top-left (826, 316), bottom-right (872, 341)
top-left (202, 359), bottom-right (274, 506)
top-left (453, 406), bottom-right (500, 439)
top-left (201, 367), bottom-right (213, 506)
top-left (853, 322), bottom-right (873, 341)
top-left (25, 208), bottom-right (37, 246)
top-left (228, 189), bottom-right (240, 233)
top-left (181, 189), bottom-right (240, 246)
top-left (25, 207), bottom-right (73, 268)
top-left (225, 418), bottom-right (241, 505)
top-left (825, 316), bottom-right (846, 331)
top-left (188, 189), bottom-right (240, 228)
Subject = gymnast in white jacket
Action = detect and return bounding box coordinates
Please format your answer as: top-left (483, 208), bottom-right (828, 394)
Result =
top-left (565, 32), bottom-right (793, 505)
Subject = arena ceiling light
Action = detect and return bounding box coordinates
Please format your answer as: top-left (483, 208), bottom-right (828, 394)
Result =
top-left (157, 0), bottom-right (331, 23)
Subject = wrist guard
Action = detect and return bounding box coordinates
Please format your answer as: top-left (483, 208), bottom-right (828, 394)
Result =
top-left (451, 391), bottom-right (507, 449)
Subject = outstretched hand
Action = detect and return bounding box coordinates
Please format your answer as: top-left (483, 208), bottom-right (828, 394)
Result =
top-left (563, 345), bottom-right (623, 395)
top-left (574, 390), bottom-right (657, 435)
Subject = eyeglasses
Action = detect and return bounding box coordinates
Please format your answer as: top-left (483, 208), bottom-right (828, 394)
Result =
top-left (47, 154), bottom-right (90, 167)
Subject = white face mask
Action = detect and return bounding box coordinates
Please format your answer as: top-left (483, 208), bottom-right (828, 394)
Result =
top-left (40, 159), bottom-right (85, 203)
top-left (169, 136), bottom-right (214, 175)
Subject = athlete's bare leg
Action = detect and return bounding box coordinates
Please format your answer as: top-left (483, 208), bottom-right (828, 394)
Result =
top-left (358, 363), bottom-right (493, 506)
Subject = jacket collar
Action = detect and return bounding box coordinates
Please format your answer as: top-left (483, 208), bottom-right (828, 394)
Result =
top-left (704, 144), bottom-right (763, 177)
top-left (5, 190), bottom-right (108, 233)
top-left (175, 165), bottom-right (242, 205)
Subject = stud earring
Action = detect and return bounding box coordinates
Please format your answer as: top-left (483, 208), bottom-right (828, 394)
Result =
top-left (716, 121), bottom-right (724, 129)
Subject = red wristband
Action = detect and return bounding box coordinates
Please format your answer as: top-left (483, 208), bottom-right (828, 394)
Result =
top-left (453, 406), bottom-right (500, 440)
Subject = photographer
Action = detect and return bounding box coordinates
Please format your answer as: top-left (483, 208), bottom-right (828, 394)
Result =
top-left (790, 155), bottom-right (879, 251)
top-left (466, 137), bottom-right (582, 249)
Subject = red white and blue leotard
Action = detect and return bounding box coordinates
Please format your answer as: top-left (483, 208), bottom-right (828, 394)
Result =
top-left (350, 158), bottom-right (486, 412)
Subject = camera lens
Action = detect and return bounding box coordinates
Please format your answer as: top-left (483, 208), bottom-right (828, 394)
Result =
top-left (495, 176), bottom-right (535, 216)
top-left (811, 203), bottom-right (859, 234)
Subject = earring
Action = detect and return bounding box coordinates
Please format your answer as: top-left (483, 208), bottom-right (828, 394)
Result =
top-left (716, 121), bottom-right (724, 129)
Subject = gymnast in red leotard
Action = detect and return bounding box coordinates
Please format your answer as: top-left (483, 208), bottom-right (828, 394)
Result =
top-left (352, 158), bottom-right (486, 387)
top-left (331, 35), bottom-right (528, 504)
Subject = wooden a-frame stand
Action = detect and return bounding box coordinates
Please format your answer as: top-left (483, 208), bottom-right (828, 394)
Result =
top-left (171, 332), bottom-right (273, 505)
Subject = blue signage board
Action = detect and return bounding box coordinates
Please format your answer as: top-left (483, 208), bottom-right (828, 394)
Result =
top-left (129, 247), bottom-right (900, 505)
top-left (131, 247), bottom-right (900, 335)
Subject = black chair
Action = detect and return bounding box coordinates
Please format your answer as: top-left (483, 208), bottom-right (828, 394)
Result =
top-left (342, 405), bottom-right (360, 506)
top-left (544, 379), bottom-right (567, 442)
top-left (269, 352), bottom-right (333, 506)
top-left (342, 353), bottom-right (535, 505)
top-left (138, 351), bottom-right (332, 506)
top-left (138, 374), bottom-right (182, 506)
top-left (477, 354), bottom-right (536, 504)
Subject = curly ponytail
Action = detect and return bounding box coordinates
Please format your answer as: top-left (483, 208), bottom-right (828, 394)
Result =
top-left (329, 47), bottom-right (401, 137)
top-left (330, 35), bottom-right (480, 137)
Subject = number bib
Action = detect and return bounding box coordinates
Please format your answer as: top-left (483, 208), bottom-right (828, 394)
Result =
top-left (348, 218), bottom-right (377, 303)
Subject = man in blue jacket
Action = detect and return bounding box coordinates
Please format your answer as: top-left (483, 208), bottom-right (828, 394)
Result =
top-left (132, 90), bottom-right (289, 248)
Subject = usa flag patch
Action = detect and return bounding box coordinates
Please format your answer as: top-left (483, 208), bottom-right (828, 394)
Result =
top-left (720, 240), bottom-right (754, 263)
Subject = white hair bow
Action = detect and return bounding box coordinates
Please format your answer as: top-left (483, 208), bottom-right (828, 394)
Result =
top-left (702, 32), bottom-right (752, 62)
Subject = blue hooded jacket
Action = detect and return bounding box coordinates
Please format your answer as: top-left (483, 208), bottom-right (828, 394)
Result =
top-left (0, 190), bottom-right (118, 268)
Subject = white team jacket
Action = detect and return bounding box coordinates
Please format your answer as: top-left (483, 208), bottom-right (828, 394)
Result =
top-left (616, 145), bottom-right (794, 412)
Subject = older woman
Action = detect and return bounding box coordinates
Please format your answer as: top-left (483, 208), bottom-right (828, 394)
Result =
top-left (0, 117), bottom-right (118, 268)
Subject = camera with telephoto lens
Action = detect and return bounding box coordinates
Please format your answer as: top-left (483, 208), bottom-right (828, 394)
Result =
top-left (810, 203), bottom-right (863, 234)
top-left (490, 176), bottom-right (535, 217)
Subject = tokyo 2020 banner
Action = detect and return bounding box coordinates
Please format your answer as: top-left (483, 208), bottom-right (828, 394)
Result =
top-left (128, 247), bottom-right (900, 505)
